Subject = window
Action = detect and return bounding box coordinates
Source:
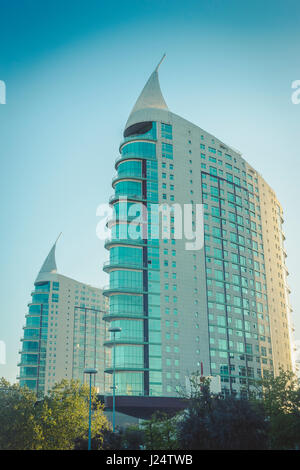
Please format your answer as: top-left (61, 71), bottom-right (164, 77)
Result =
top-left (161, 123), bottom-right (172, 139)
top-left (162, 142), bottom-right (173, 159)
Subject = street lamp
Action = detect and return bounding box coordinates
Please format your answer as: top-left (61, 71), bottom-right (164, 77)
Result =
top-left (108, 326), bottom-right (121, 432)
top-left (84, 367), bottom-right (98, 450)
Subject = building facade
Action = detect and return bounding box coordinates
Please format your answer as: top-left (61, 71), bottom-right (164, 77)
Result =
top-left (103, 57), bottom-right (294, 401)
top-left (18, 238), bottom-right (108, 396)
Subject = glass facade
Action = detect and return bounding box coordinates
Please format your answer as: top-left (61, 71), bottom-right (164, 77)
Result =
top-left (72, 306), bottom-right (105, 390)
top-left (104, 121), bottom-right (162, 397)
top-left (200, 152), bottom-right (272, 395)
top-left (19, 281), bottom-right (50, 396)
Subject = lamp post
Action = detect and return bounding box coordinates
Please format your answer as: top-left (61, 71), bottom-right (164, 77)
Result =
top-left (108, 326), bottom-right (121, 432)
top-left (84, 368), bottom-right (98, 450)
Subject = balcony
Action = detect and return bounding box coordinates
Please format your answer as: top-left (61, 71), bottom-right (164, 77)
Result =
top-left (112, 174), bottom-right (144, 188)
top-left (18, 360), bottom-right (38, 367)
top-left (104, 337), bottom-right (147, 347)
top-left (103, 312), bottom-right (147, 322)
top-left (104, 237), bottom-right (146, 250)
top-left (115, 154), bottom-right (156, 170)
top-left (103, 260), bottom-right (146, 273)
top-left (106, 215), bottom-right (146, 229)
top-left (109, 193), bottom-right (145, 205)
top-left (103, 285), bottom-right (145, 297)
top-left (119, 134), bottom-right (157, 150)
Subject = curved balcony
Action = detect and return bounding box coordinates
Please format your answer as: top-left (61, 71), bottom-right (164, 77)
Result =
top-left (115, 154), bottom-right (156, 170)
top-left (20, 337), bottom-right (39, 342)
top-left (25, 313), bottom-right (42, 319)
top-left (104, 237), bottom-right (147, 250)
top-left (109, 193), bottom-right (146, 205)
top-left (112, 174), bottom-right (144, 188)
top-left (119, 135), bottom-right (157, 150)
top-left (103, 260), bottom-right (147, 273)
top-left (18, 360), bottom-right (38, 367)
top-left (106, 215), bottom-right (145, 229)
top-left (18, 349), bottom-right (39, 357)
top-left (31, 289), bottom-right (50, 296)
top-left (104, 338), bottom-right (147, 347)
top-left (23, 324), bottom-right (40, 330)
top-left (103, 313), bottom-right (147, 322)
top-left (103, 285), bottom-right (145, 297)
top-left (18, 374), bottom-right (38, 380)
top-left (105, 366), bottom-right (148, 374)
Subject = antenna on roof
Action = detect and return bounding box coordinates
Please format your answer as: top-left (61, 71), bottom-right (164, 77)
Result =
top-left (55, 232), bottom-right (62, 244)
top-left (155, 53), bottom-right (166, 72)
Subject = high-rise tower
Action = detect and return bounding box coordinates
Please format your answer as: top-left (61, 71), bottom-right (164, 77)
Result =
top-left (102, 57), bottom-right (294, 407)
top-left (18, 238), bottom-right (108, 396)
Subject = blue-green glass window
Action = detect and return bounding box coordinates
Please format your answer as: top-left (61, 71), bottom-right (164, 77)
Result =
top-left (113, 201), bottom-right (142, 221)
top-left (28, 305), bottom-right (41, 315)
top-left (115, 180), bottom-right (142, 197)
top-left (110, 294), bottom-right (143, 315)
top-left (146, 159), bottom-right (158, 180)
top-left (20, 353), bottom-right (38, 365)
top-left (22, 341), bottom-right (39, 352)
top-left (110, 246), bottom-right (143, 267)
top-left (111, 222), bottom-right (142, 241)
top-left (124, 122), bottom-right (157, 142)
top-left (117, 160), bottom-right (142, 178)
top-left (34, 282), bottom-right (50, 292)
top-left (20, 366), bottom-right (38, 378)
top-left (161, 123), bottom-right (172, 139)
top-left (114, 345), bottom-right (144, 368)
top-left (110, 270), bottom-right (143, 289)
top-left (149, 357), bottom-right (162, 368)
top-left (121, 141), bottom-right (156, 158)
top-left (162, 142), bottom-right (173, 159)
top-left (149, 330), bottom-right (161, 342)
top-left (110, 319), bottom-right (143, 342)
top-left (26, 317), bottom-right (40, 327)
top-left (115, 372), bottom-right (143, 395)
top-left (31, 293), bottom-right (49, 304)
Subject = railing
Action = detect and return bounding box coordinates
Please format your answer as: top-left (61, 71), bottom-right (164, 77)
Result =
top-left (112, 173), bottom-right (143, 186)
top-left (109, 193), bottom-right (144, 204)
top-left (120, 135), bottom-right (157, 147)
top-left (115, 154), bottom-right (156, 168)
top-left (104, 237), bottom-right (146, 248)
top-left (103, 260), bottom-right (146, 270)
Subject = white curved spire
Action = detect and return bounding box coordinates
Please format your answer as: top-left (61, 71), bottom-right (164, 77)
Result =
top-left (35, 233), bottom-right (61, 282)
top-left (126, 55), bottom-right (168, 124)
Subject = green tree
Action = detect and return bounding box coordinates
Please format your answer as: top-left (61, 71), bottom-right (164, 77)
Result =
top-left (122, 424), bottom-right (145, 449)
top-left (253, 369), bottom-right (300, 449)
top-left (0, 378), bottom-right (42, 449)
top-left (0, 378), bottom-right (111, 450)
top-left (141, 412), bottom-right (179, 450)
top-left (102, 425), bottom-right (144, 450)
top-left (177, 375), bottom-right (268, 450)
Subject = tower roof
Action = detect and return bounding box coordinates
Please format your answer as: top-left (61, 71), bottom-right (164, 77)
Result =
top-left (125, 55), bottom-right (168, 127)
top-left (35, 233), bottom-right (61, 282)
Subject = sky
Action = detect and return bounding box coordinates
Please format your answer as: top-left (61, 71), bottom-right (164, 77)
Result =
top-left (0, 0), bottom-right (299, 383)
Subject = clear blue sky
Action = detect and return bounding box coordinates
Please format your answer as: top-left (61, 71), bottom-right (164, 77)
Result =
top-left (0, 0), bottom-right (299, 383)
